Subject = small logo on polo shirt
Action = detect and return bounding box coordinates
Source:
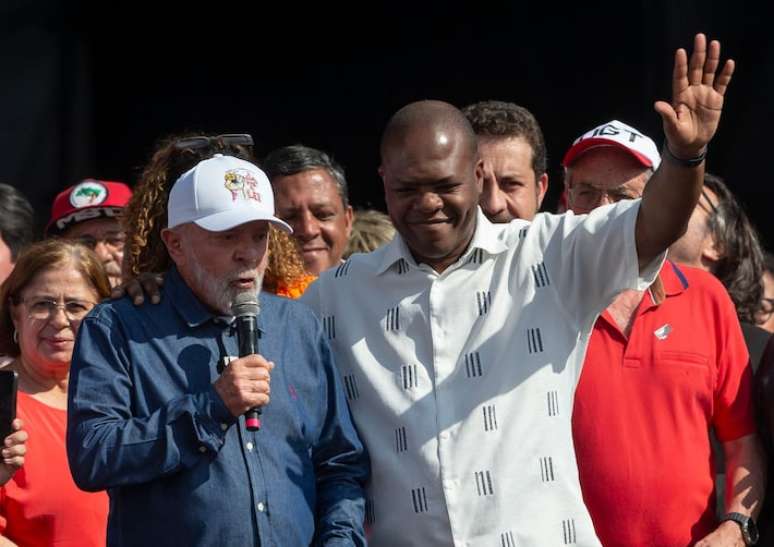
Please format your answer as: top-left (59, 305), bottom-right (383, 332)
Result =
top-left (654, 323), bottom-right (672, 340)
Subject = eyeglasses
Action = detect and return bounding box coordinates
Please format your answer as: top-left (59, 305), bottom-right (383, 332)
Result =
top-left (19, 298), bottom-right (97, 322)
top-left (568, 183), bottom-right (641, 210)
top-left (173, 134), bottom-right (254, 151)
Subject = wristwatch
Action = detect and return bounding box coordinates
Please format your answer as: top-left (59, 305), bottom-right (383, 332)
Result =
top-left (720, 512), bottom-right (759, 545)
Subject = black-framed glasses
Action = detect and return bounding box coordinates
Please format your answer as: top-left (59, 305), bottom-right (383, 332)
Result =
top-left (173, 134), bottom-right (254, 151)
top-left (19, 297), bottom-right (97, 322)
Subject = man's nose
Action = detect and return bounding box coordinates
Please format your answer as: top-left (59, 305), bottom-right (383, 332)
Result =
top-left (293, 211), bottom-right (320, 241)
top-left (480, 177), bottom-right (507, 220)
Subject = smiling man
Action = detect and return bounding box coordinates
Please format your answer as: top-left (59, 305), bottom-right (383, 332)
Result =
top-left (263, 145), bottom-right (353, 276)
top-left (301, 34), bottom-right (740, 546)
top-left (67, 154), bottom-right (368, 546)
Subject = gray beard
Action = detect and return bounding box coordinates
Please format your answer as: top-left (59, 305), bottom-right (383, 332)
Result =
top-left (188, 259), bottom-right (263, 315)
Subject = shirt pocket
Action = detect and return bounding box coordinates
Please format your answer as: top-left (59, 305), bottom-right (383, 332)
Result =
top-left (652, 350), bottom-right (713, 411)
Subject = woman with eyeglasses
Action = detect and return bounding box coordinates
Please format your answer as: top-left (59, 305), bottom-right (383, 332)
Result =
top-left (0, 239), bottom-right (111, 547)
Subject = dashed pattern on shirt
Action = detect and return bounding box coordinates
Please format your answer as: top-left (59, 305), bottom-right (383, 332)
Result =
top-left (365, 497), bottom-right (375, 525)
top-left (334, 260), bottom-right (351, 278)
top-left (468, 248), bottom-right (485, 265)
top-left (400, 364), bottom-right (418, 389)
top-left (395, 426), bottom-right (408, 453)
top-left (411, 487), bottom-right (429, 513)
top-left (343, 374), bottom-right (359, 401)
top-left (539, 456), bottom-right (555, 482)
top-left (532, 262), bottom-right (550, 288)
top-left (547, 390), bottom-right (560, 417)
top-left (464, 351), bottom-right (483, 378)
top-left (322, 316), bottom-right (335, 339)
top-left (527, 328), bottom-right (544, 354)
top-left (476, 291), bottom-right (492, 316)
top-left (396, 259), bottom-right (410, 275)
top-left (483, 404), bottom-right (498, 432)
top-left (386, 306), bottom-right (400, 331)
top-left (562, 518), bottom-right (577, 544)
top-left (474, 470), bottom-right (495, 496)
top-left (500, 531), bottom-right (516, 547)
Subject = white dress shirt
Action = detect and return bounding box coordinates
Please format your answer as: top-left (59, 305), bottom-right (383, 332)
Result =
top-left (302, 202), bottom-right (662, 547)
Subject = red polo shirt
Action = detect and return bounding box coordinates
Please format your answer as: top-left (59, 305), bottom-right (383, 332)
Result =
top-left (572, 262), bottom-right (755, 546)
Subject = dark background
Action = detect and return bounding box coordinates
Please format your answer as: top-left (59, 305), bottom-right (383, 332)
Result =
top-left (2, 1), bottom-right (772, 247)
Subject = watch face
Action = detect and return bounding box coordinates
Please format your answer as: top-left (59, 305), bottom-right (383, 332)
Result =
top-left (746, 518), bottom-right (760, 544)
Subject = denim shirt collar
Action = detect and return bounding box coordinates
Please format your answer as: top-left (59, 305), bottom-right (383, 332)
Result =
top-left (166, 266), bottom-right (265, 333)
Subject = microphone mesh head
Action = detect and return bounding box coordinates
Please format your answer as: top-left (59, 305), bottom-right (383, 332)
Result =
top-left (231, 292), bottom-right (260, 318)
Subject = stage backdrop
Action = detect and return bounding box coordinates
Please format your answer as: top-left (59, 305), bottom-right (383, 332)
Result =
top-left (2, 1), bottom-right (772, 246)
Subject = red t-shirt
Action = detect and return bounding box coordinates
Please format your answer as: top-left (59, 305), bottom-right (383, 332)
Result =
top-left (0, 392), bottom-right (108, 546)
top-left (573, 262), bottom-right (755, 547)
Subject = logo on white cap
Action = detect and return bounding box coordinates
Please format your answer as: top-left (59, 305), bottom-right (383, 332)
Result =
top-left (562, 120), bottom-right (661, 169)
top-left (69, 181), bottom-right (108, 208)
top-left (167, 154), bottom-right (291, 233)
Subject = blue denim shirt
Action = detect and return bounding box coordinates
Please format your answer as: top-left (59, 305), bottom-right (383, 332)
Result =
top-left (67, 267), bottom-right (368, 546)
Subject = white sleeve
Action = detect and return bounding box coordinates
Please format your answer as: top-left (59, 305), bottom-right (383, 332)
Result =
top-left (532, 199), bottom-right (664, 328)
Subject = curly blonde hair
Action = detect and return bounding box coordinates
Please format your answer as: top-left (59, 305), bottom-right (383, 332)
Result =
top-left (122, 133), bottom-right (310, 294)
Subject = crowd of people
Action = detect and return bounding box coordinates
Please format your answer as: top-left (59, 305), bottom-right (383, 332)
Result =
top-left (0, 33), bottom-right (772, 546)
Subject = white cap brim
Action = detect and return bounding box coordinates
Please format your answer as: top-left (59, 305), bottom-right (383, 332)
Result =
top-left (193, 206), bottom-right (293, 233)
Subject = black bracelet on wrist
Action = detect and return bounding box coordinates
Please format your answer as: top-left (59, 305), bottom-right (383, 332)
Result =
top-left (662, 144), bottom-right (707, 167)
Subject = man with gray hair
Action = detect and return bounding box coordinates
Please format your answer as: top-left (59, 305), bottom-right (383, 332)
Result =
top-left (564, 121), bottom-right (764, 546)
top-left (263, 145), bottom-right (353, 275)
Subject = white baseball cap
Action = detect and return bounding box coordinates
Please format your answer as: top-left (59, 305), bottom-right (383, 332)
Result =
top-left (168, 154), bottom-right (292, 233)
top-left (561, 120), bottom-right (661, 169)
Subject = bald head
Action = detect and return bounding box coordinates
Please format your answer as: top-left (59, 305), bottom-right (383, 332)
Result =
top-left (380, 100), bottom-right (478, 163)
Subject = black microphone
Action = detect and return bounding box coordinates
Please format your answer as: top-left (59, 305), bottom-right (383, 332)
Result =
top-left (231, 292), bottom-right (262, 431)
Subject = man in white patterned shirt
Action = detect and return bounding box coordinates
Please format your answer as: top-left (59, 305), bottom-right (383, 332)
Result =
top-left (302, 34), bottom-right (734, 546)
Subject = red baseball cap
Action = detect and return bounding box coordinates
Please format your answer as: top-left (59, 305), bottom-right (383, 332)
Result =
top-left (46, 179), bottom-right (133, 236)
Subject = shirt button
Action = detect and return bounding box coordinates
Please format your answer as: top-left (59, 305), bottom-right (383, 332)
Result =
top-left (220, 423), bottom-right (228, 431)
top-left (246, 441), bottom-right (254, 451)
top-left (440, 431), bottom-right (450, 440)
top-left (257, 502), bottom-right (266, 512)
top-left (198, 446), bottom-right (207, 453)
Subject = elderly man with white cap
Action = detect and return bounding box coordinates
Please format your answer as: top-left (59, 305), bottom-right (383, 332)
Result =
top-left (66, 153), bottom-right (368, 546)
top-left (563, 122), bottom-right (765, 547)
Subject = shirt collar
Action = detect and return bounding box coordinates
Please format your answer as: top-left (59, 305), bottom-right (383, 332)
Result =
top-left (166, 266), bottom-right (266, 332)
top-left (166, 266), bottom-right (219, 327)
top-left (661, 260), bottom-right (690, 297)
top-left (375, 207), bottom-right (509, 275)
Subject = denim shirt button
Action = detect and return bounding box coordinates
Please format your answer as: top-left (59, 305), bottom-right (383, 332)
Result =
top-left (246, 442), bottom-right (254, 451)
top-left (220, 423), bottom-right (229, 431)
top-left (257, 502), bottom-right (266, 512)
top-left (198, 446), bottom-right (207, 453)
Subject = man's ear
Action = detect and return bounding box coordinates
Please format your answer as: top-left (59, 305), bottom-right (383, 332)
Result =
top-left (161, 227), bottom-right (186, 265)
top-left (474, 158), bottom-right (484, 195)
top-left (701, 233), bottom-right (722, 265)
top-left (536, 173), bottom-right (549, 209)
top-left (344, 205), bottom-right (354, 238)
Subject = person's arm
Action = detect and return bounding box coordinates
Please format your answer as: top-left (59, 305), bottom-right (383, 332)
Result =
top-left (694, 433), bottom-right (766, 546)
top-left (67, 313), bottom-right (272, 491)
top-left (636, 33), bottom-right (735, 270)
top-left (311, 326), bottom-right (369, 547)
top-left (0, 536), bottom-right (18, 546)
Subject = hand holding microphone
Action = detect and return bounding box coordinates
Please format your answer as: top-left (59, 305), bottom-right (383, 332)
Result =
top-left (213, 293), bottom-right (273, 430)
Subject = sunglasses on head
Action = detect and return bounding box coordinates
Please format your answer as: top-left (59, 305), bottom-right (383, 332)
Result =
top-left (173, 134), bottom-right (254, 151)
